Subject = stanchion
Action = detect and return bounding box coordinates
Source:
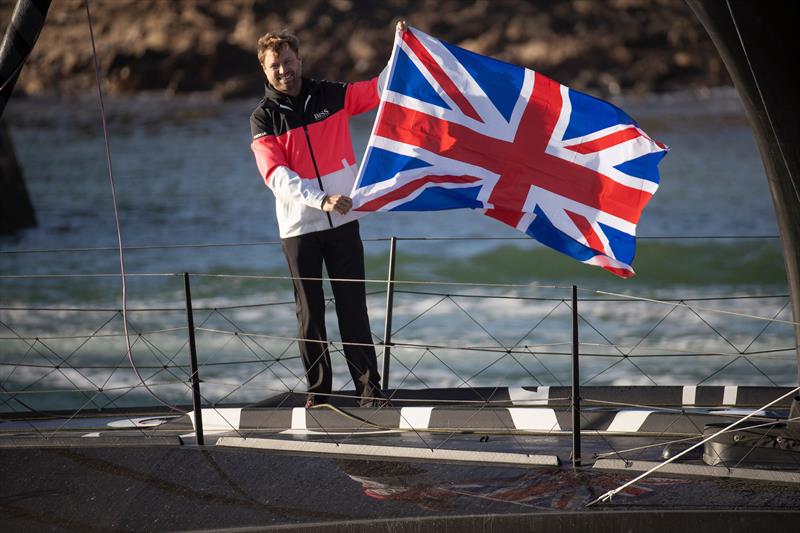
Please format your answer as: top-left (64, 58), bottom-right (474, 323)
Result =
top-left (184, 272), bottom-right (204, 445)
top-left (381, 237), bottom-right (397, 390)
top-left (572, 284), bottom-right (581, 467)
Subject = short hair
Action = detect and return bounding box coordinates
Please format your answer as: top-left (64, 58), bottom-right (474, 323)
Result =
top-left (257, 30), bottom-right (300, 66)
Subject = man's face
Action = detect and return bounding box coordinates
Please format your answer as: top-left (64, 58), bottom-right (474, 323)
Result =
top-left (263, 45), bottom-right (302, 96)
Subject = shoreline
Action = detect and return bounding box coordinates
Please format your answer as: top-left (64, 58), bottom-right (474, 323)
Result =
top-left (3, 0), bottom-right (730, 101)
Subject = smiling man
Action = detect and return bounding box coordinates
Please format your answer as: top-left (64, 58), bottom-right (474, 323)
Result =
top-left (249, 24), bottom-right (405, 408)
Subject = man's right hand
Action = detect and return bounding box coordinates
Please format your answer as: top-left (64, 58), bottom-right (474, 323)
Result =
top-left (322, 194), bottom-right (353, 215)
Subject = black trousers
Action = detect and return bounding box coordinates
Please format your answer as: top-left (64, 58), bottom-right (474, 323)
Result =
top-left (281, 221), bottom-right (381, 404)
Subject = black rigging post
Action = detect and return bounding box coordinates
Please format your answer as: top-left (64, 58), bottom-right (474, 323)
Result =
top-left (687, 0), bottom-right (800, 387)
top-left (0, 0), bottom-right (49, 234)
top-left (572, 285), bottom-right (581, 468)
top-left (381, 236), bottom-right (398, 390)
top-left (184, 273), bottom-right (205, 446)
top-left (0, 0), bottom-right (51, 119)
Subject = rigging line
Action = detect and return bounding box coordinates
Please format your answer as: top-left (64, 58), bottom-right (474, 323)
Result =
top-left (0, 291), bottom-right (789, 309)
top-left (0, 273), bottom-right (175, 278)
top-left (522, 346), bottom-right (564, 386)
top-left (637, 404), bottom-right (714, 465)
top-left (214, 309), bottom-right (291, 365)
top-left (0, 241), bottom-right (283, 254)
top-left (506, 352), bottom-right (544, 387)
top-left (0, 233), bottom-right (781, 256)
top-left (739, 356), bottom-right (780, 387)
top-left (233, 335), bottom-right (302, 393)
top-left (138, 307), bottom-right (217, 379)
top-left (392, 235), bottom-right (780, 241)
top-left (395, 290), bottom-right (790, 302)
top-left (386, 350), bottom-right (435, 390)
top-left (389, 350), bottom-right (444, 449)
top-left (510, 299), bottom-right (566, 351)
top-left (0, 337), bottom-right (36, 389)
top-left (571, 309), bottom-right (660, 386)
top-left (586, 385), bottom-right (800, 507)
top-left (45, 389), bottom-right (147, 441)
top-left (232, 323), bottom-right (307, 384)
top-left (726, 0), bottom-right (800, 205)
top-left (696, 356), bottom-right (743, 386)
top-left (189, 272), bottom-right (565, 290)
top-left (0, 385), bottom-right (50, 438)
top-left (0, 305), bottom-right (188, 312)
top-left (0, 382), bottom-right (39, 416)
top-left (391, 295), bottom-right (450, 337)
top-left (586, 288), bottom-right (800, 327)
top-left (195, 326), bottom-right (796, 359)
top-left (0, 320), bottom-right (105, 409)
top-left (0, 328), bottom-right (187, 341)
top-left (193, 326), bottom-right (565, 354)
top-left (593, 434), bottom-right (702, 459)
top-left (741, 299), bottom-right (790, 353)
top-left (83, 0), bottom-right (182, 413)
top-left (227, 337), bottom-right (298, 390)
top-left (685, 305), bottom-right (743, 354)
top-left (449, 297), bottom-right (508, 350)
top-left (621, 301), bottom-right (682, 357)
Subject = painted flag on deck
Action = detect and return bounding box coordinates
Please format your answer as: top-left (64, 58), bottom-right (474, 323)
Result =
top-left (350, 26), bottom-right (668, 278)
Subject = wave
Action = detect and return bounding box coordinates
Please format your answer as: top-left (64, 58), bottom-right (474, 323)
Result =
top-left (365, 239), bottom-right (788, 288)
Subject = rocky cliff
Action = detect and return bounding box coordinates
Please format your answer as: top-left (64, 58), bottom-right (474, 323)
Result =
top-left (1, 0), bottom-right (728, 100)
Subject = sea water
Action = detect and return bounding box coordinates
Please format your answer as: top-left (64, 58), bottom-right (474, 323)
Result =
top-left (0, 88), bottom-right (795, 411)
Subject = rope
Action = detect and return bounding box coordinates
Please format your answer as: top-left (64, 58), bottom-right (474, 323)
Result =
top-left (84, 0), bottom-right (182, 413)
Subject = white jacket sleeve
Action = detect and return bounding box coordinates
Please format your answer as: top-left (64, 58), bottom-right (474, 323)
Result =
top-left (267, 166), bottom-right (328, 209)
top-left (378, 64), bottom-right (388, 95)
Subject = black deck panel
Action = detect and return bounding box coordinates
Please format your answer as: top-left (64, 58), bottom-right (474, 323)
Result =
top-left (1, 441), bottom-right (800, 532)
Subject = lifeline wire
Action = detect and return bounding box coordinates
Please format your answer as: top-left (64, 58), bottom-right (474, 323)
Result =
top-left (83, 0), bottom-right (183, 413)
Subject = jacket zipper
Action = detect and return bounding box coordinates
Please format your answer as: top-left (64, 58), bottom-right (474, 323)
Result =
top-left (301, 94), bottom-right (333, 228)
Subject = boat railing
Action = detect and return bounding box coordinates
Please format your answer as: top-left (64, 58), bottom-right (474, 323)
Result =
top-left (1, 235), bottom-right (797, 459)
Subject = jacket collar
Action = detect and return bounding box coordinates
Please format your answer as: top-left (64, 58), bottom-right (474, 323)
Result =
top-left (262, 77), bottom-right (318, 108)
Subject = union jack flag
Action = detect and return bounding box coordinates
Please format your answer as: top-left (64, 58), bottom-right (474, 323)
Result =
top-left (351, 27), bottom-right (668, 277)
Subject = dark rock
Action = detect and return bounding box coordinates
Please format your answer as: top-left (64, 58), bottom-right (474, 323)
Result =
top-left (1, 0), bottom-right (730, 100)
top-left (0, 120), bottom-right (36, 234)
